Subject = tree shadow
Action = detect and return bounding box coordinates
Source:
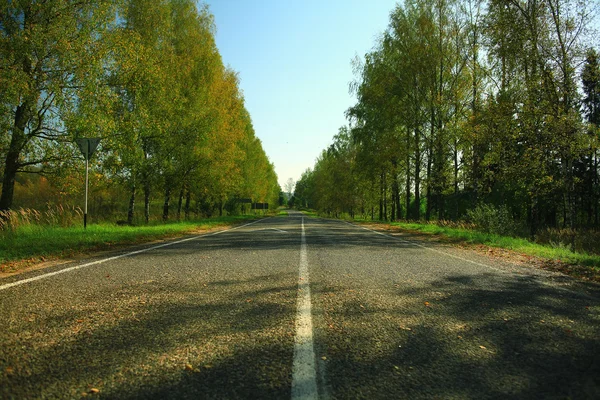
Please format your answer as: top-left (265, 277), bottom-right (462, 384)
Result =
top-left (2, 217), bottom-right (599, 398)
top-left (0, 274), bottom-right (302, 399)
top-left (313, 272), bottom-right (600, 399)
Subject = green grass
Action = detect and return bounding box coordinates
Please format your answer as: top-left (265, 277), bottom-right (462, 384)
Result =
top-left (385, 221), bottom-right (600, 269)
top-left (0, 215), bottom-right (259, 268)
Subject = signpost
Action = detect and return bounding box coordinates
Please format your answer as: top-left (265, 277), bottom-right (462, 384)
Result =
top-left (75, 138), bottom-right (101, 229)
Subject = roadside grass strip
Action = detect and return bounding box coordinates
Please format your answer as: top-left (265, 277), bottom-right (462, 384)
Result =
top-left (388, 221), bottom-right (600, 270)
top-left (0, 216), bottom-right (260, 268)
top-left (0, 218), bottom-right (265, 291)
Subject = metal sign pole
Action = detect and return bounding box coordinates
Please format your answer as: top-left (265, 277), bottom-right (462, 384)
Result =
top-left (84, 148), bottom-right (89, 229)
top-left (75, 138), bottom-right (100, 230)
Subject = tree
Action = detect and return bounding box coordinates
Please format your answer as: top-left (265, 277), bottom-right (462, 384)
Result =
top-left (0, 0), bottom-right (118, 211)
top-left (581, 48), bottom-right (600, 226)
top-left (304, 0), bottom-right (599, 238)
top-left (284, 178), bottom-right (295, 198)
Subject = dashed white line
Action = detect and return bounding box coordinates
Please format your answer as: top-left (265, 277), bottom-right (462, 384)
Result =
top-left (0, 218), bottom-right (266, 292)
top-left (291, 217), bottom-right (318, 400)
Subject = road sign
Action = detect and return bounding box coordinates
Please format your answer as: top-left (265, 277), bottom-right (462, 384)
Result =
top-left (75, 138), bottom-right (101, 160)
top-left (75, 138), bottom-right (101, 229)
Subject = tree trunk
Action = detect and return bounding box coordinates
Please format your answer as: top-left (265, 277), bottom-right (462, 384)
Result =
top-left (595, 152), bottom-right (599, 227)
top-left (414, 128), bottom-right (421, 220)
top-left (127, 182), bottom-right (135, 225)
top-left (529, 197), bottom-right (539, 240)
top-left (454, 142), bottom-right (459, 219)
top-left (177, 188), bottom-right (184, 221)
top-left (379, 171), bottom-right (384, 221)
top-left (567, 158), bottom-right (576, 250)
top-left (163, 186), bottom-right (171, 222)
top-left (426, 144), bottom-right (432, 222)
top-left (143, 178), bottom-right (151, 224)
top-left (383, 172), bottom-right (388, 221)
top-left (0, 103), bottom-right (30, 212)
top-left (405, 166), bottom-right (411, 220)
top-left (185, 190), bottom-right (191, 220)
top-left (394, 178), bottom-right (401, 222)
top-left (390, 189), bottom-right (396, 222)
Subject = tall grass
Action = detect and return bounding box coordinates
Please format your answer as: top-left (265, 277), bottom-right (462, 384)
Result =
top-left (0, 205), bottom-right (83, 232)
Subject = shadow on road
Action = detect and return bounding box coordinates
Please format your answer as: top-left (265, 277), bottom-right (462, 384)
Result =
top-left (1, 216), bottom-right (599, 399)
top-left (0, 273), bottom-right (298, 399)
top-left (314, 272), bottom-right (600, 399)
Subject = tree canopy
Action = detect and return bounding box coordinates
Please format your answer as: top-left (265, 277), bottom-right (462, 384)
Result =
top-left (1, 0), bottom-right (280, 222)
top-left (296, 0), bottom-right (599, 237)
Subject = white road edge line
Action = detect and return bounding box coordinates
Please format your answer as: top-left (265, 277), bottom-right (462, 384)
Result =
top-left (0, 218), bottom-right (266, 292)
top-left (344, 221), bottom-right (514, 274)
top-left (291, 217), bottom-right (319, 400)
top-left (345, 221), bottom-right (597, 300)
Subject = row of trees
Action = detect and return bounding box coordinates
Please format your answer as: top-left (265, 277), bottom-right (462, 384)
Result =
top-left (295, 0), bottom-right (599, 237)
top-left (1, 0), bottom-right (280, 224)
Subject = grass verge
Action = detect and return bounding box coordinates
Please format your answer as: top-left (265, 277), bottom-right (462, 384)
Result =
top-left (0, 215), bottom-right (260, 273)
top-left (364, 220), bottom-right (600, 282)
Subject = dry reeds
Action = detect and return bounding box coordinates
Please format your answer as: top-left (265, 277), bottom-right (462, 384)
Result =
top-left (0, 204), bottom-right (83, 232)
top-left (536, 228), bottom-right (600, 255)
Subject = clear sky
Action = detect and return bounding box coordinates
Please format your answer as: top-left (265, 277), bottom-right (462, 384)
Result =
top-left (203, 0), bottom-right (398, 190)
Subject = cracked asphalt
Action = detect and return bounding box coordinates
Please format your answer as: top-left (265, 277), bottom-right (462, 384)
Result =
top-left (1, 212), bottom-right (599, 399)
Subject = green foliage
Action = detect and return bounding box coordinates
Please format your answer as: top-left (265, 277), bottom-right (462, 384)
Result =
top-left (466, 204), bottom-right (521, 237)
top-left (0, 215), bottom-right (259, 267)
top-left (300, 0), bottom-right (600, 243)
top-left (1, 0), bottom-right (279, 224)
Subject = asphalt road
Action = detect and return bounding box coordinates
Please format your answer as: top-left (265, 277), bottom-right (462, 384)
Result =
top-left (1, 212), bottom-right (599, 399)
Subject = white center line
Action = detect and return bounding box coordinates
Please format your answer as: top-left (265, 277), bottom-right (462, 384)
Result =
top-left (291, 217), bottom-right (318, 400)
top-left (0, 218), bottom-right (265, 292)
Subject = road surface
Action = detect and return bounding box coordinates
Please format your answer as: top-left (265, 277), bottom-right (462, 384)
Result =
top-left (1, 211), bottom-right (599, 399)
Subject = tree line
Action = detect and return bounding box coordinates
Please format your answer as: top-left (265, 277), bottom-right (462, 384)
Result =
top-left (0, 0), bottom-right (280, 224)
top-left (295, 0), bottom-right (600, 239)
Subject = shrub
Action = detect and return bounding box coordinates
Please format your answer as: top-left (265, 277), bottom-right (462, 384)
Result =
top-left (466, 203), bottom-right (520, 236)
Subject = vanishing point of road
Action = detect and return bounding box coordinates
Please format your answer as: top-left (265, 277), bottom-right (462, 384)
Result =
top-left (1, 210), bottom-right (599, 399)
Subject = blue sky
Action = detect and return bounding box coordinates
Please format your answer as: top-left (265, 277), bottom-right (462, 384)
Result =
top-left (203, 0), bottom-right (398, 189)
